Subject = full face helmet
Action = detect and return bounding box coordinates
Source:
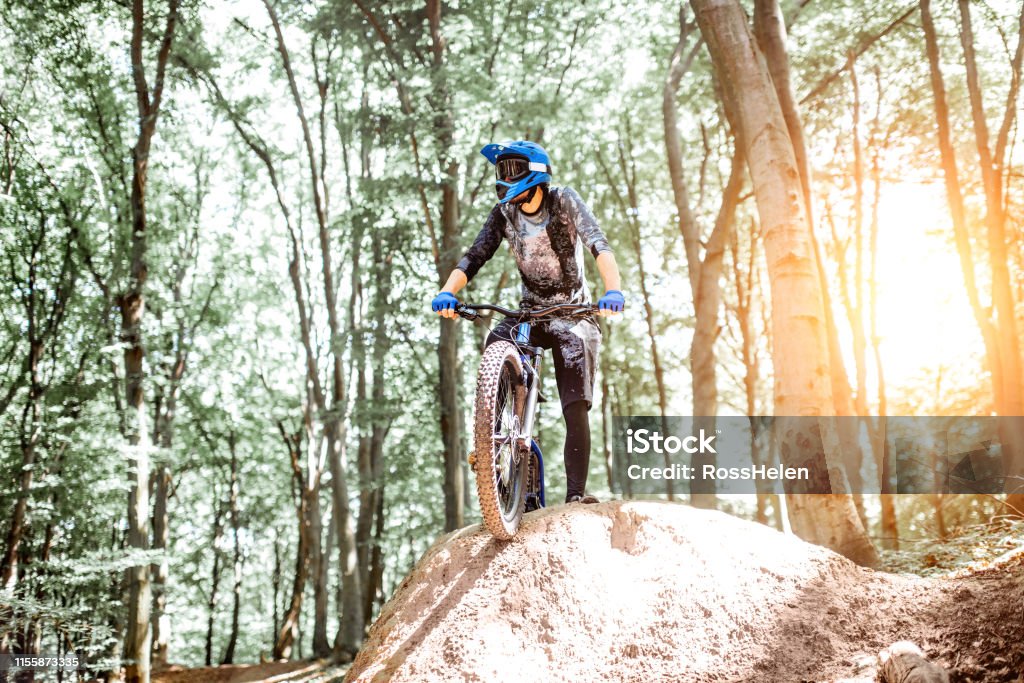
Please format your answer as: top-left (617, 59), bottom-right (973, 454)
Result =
top-left (480, 140), bottom-right (552, 204)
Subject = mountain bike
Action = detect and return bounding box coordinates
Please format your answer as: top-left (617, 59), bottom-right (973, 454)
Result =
top-left (456, 301), bottom-right (598, 540)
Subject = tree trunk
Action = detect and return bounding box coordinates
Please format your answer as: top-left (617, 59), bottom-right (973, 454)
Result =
top-left (729, 223), bottom-right (775, 528)
top-left (693, 0), bottom-right (878, 567)
top-left (0, 339), bottom-right (42, 591)
top-left (307, 452), bottom-right (327, 657)
top-left (820, 52), bottom-right (870, 529)
top-left (150, 356), bottom-right (182, 667)
top-left (221, 433), bottom-right (242, 665)
top-left (632, 209), bottom-right (672, 502)
top-left (366, 488), bottom-right (386, 622)
top-left (352, 0), bottom-right (464, 529)
top-left (328, 224), bottom-right (364, 660)
top-left (435, 171), bottom-right (464, 530)
top-left (919, 0), bottom-right (1002, 412)
top-left (121, 79), bottom-right (154, 683)
top-left (690, 149), bottom-right (744, 509)
top-left (122, 3), bottom-right (179, 679)
top-left (427, 0), bottom-right (465, 532)
top-left (353, 220), bottom-right (374, 621)
top-left (754, 0), bottom-right (864, 508)
top-left (361, 230), bottom-right (390, 626)
top-left (328, 422), bottom-right (363, 660)
top-left (753, 0), bottom-right (813, 224)
top-left (102, 559), bottom-right (127, 683)
top-left (600, 330), bottom-right (614, 491)
top-left (149, 461), bottom-right (170, 668)
top-left (867, 95), bottom-right (897, 550)
top-left (273, 425), bottom-right (310, 661)
top-left (662, 7), bottom-right (703, 296)
top-left (957, 0), bottom-right (1024, 512)
top-left (204, 497), bottom-right (224, 668)
top-left (663, 7), bottom-right (744, 509)
top-left (271, 532), bottom-right (281, 655)
top-left (597, 133), bottom-right (674, 500)
top-left (263, 1), bottom-right (340, 657)
top-left (846, 54), bottom-right (868, 421)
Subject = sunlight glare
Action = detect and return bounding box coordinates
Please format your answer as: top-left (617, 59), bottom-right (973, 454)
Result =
top-left (872, 182), bottom-right (982, 396)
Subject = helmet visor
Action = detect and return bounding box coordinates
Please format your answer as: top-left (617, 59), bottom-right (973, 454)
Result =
top-left (495, 156), bottom-right (530, 183)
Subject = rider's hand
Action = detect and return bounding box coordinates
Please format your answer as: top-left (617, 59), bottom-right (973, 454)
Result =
top-left (597, 290), bottom-right (625, 317)
top-left (431, 291), bottom-right (459, 319)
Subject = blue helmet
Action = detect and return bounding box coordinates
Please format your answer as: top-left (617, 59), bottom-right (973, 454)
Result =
top-left (480, 140), bottom-right (552, 204)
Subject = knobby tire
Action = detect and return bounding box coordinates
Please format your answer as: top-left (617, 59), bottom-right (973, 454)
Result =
top-left (472, 341), bottom-right (527, 539)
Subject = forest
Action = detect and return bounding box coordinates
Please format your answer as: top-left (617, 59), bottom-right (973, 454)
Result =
top-left (1, 0), bottom-right (1023, 681)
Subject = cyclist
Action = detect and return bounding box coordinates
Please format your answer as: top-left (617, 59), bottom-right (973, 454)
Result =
top-left (431, 140), bottom-right (625, 505)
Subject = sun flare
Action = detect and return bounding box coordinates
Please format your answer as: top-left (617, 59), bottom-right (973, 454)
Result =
top-left (861, 181), bottom-right (984, 402)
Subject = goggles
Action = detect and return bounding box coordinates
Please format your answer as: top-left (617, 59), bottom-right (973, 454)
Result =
top-left (495, 155), bottom-right (549, 182)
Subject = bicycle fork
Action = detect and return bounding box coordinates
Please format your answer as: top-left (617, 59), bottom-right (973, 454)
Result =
top-left (515, 322), bottom-right (540, 451)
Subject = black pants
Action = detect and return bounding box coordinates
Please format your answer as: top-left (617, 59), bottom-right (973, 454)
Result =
top-left (485, 316), bottom-right (600, 500)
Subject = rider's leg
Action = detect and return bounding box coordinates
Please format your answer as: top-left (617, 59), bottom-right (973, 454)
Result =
top-left (540, 317), bottom-right (602, 502)
top-left (562, 400), bottom-right (591, 501)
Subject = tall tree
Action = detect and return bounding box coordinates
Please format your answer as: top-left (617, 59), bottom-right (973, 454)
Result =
top-left (149, 151), bottom-right (215, 667)
top-left (0, 150), bottom-right (81, 593)
top-left (426, 0), bottom-right (467, 534)
top-left (956, 0), bottom-right (1024, 514)
top-left (120, 1), bottom-right (180, 680)
top-left (351, 0), bottom-right (464, 533)
top-left (220, 431), bottom-right (243, 664)
top-left (595, 123), bottom-right (675, 501)
top-left (692, 0), bottom-right (878, 567)
top-left (753, 0), bottom-right (866, 509)
top-left (920, 0), bottom-right (1024, 513)
top-left (662, 6), bottom-right (745, 509)
top-left (867, 67), bottom-right (897, 550)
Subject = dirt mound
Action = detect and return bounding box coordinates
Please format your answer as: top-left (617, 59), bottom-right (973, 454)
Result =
top-left (345, 500), bottom-right (1024, 682)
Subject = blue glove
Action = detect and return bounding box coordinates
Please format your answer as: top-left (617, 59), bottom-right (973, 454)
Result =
top-left (598, 290), bottom-right (625, 313)
top-left (432, 291), bottom-right (458, 313)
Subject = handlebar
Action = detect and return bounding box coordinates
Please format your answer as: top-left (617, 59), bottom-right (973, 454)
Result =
top-left (455, 302), bottom-right (598, 321)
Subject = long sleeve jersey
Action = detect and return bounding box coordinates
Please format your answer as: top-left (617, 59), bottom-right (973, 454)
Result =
top-left (456, 186), bottom-right (612, 306)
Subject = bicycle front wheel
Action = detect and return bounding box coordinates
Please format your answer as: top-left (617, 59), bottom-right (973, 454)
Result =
top-left (472, 341), bottom-right (528, 539)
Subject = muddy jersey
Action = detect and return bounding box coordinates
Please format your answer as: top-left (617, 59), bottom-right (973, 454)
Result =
top-left (456, 186), bottom-right (612, 306)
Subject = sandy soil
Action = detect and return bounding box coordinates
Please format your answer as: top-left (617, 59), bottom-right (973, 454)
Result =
top-left (344, 500), bottom-right (1024, 683)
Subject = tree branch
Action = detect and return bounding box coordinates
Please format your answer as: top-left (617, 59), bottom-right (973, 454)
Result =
top-left (799, 3), bottom-right (916, 104)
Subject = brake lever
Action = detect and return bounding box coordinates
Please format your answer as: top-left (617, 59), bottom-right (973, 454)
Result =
top-left (456, 304), bottom-right (479, 321)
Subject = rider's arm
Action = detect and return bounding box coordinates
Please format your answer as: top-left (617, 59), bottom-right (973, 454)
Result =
top-left (454, 205), bottom-right (505, 282)
top-left (561, 186), bottom-right (623, 316)
top-left (596, 252), bottom-right (621, 292)
top-left (435, 206), bottom-right (504, 318)
top-left (434, 269), bottom-right (468, 319)
top-left (560, 186), bottom-right (612, 258)
top-left (439, 269), bottom-right (468, 295)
